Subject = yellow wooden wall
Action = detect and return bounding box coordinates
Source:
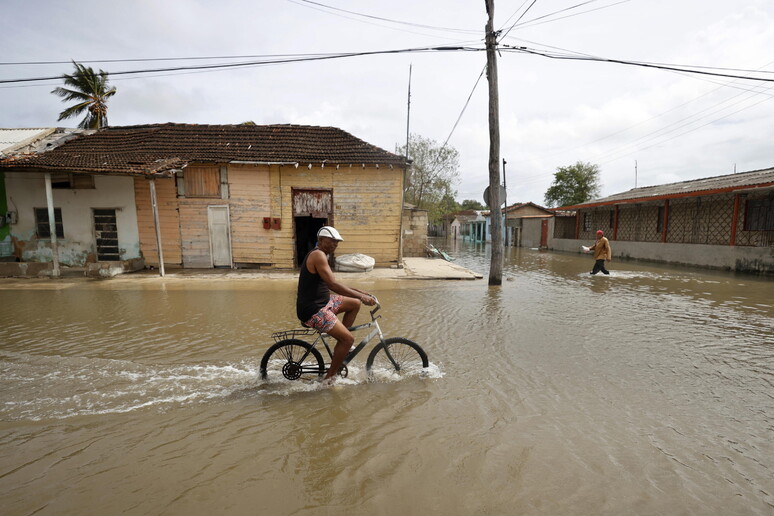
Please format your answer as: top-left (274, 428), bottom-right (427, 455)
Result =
top-left (134, 163), bottom-right (404, 269)
top-left (269, 164), bottom-right (404, 268)
top-left (133, 177), bottom-right (182, 266)
top-left (229, 164), bottom-right (272, 264)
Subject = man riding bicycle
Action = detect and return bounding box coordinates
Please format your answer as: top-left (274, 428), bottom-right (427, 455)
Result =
top-left (296, 226), bottom-right (376, 382)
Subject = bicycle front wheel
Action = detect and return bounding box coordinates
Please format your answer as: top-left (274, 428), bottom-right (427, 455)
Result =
top-left (366, 337), bottom-right (428, 377)
top-left (260, 339), bottom-right (325, 381)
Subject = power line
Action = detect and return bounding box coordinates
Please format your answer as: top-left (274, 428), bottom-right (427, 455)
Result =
top-left (288, 0), bottom-right (481, 35)
top-left (499, 0), bottom-right (539, 41)
top-left (0, 46), bottom-right (482, 85)
top-left (503, 46), bottom-right (774, 82)
top-left (0, 53), bottom-right (364, 66)
top-left (499, 0), bottom-right (533, 31)
top-left (514, 0), bottom-right (633, 30)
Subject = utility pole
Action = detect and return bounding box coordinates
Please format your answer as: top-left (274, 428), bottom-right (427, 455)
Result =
top-left (398, 64), bottom-right (412, 264)
top-left (485, 0), bottom-right (503, 285)
top-left (503, 158), bottom-right (508, 246)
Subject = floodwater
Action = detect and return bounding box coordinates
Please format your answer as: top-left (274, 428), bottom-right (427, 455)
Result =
top-left (1, 240), bottom-right (772, 516)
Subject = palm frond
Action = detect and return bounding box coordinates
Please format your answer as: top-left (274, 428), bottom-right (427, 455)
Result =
top-left (56, 101), bottom-right (91, 121)
top-left (52, 60), bottom-right (117, 129)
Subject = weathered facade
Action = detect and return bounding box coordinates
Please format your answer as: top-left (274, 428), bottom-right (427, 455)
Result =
top-left (1, 124), bottom-right (409, 272)
top-left (552, 167), bottom-right (774, 274)
top-left (501, 202), bottom-right (554, 247)
top-left (401, 205), bottom-right (428, 258)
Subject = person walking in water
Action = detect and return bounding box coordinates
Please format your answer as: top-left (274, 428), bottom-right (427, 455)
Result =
top-left (587, 229), bottom-right (612, 275)
top-left (296, 226), bottom-right (376, 383)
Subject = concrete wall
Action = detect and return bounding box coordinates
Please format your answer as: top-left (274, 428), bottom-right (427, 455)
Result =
top-left (521, 217), bottom-right (553, 248)
top-left (5, 172), bottom-right (141, 265)
top-left (401, 208), bottom-right (428, 257)
top-left (552, 237), bottom-right (774, 274)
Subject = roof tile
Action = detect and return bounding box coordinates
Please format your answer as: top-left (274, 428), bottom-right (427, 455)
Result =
top-left (0, 123), bottom-right (408, 175)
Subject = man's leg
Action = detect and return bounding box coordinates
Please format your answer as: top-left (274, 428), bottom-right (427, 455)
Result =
top-left (591, 260), bottom-right (604, 275)
top-left (337, 296), bottom-right (361, 329)
top-left (601, 261), bottom-right (610, 274)
top-left (323, 319), bottom-right (355, 380)
top-left (323, 296), bottom-right (361, 381)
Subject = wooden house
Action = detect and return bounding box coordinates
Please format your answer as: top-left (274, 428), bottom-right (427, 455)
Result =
top-left (0, 123), bottom-right (409, 274)
top-left (551, 167), bottom-right (774, 274)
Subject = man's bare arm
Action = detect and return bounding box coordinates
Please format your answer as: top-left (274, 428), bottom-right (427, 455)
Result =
top-left (309, 250), bottom-right (376, 305)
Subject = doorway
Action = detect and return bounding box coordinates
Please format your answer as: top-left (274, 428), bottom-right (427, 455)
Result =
top-left (294, 216), bottom-right (326, 266)
top-left (292, 189), bottom-right (333, 267)
top-left (540, 219), bottom-right (549, 248)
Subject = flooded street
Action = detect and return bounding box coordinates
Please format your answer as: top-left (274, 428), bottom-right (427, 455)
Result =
top-left (1, 240), bottom-right (773, 515)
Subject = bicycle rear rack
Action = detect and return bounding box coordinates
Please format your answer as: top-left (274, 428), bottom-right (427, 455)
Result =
top-left (271, 328), bottom-right (318, 343)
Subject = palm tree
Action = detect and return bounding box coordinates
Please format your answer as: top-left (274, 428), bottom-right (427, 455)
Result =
top-left (51, 61), bottom-right (117, 129)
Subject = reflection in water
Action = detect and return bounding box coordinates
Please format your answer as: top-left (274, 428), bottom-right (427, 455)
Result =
top-left (1, 239), bottom-right (772, 515)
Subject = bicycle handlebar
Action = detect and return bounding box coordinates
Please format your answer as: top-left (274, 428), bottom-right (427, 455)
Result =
top-left (370, 296), bottom-right (381, 316)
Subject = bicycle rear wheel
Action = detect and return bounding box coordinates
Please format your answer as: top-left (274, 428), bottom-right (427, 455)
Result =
top-left (366, 337), bottom-right (428, 377)
top-left (260, 339), bottom-right (325, 381)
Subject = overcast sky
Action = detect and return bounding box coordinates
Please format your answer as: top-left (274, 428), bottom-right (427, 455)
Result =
top-left (2, 0), bottom-right (772, 205)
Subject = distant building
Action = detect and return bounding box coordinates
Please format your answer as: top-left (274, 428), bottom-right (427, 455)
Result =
top-left (551, 167), bottom-right (774, 274)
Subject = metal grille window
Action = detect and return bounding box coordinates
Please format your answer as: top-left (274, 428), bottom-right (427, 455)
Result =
top-left (34, 208), bottom-right (64, 238)
top-left (94, 209), bottom-right (120, 261)
top-left (745, 198), bottom-right (774, 231)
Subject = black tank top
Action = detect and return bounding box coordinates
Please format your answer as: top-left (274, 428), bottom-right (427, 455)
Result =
top-left (296, 249), bottom-right (331, 322)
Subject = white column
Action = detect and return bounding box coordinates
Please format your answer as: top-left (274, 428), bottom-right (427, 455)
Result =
top-left (43, 173), bottom-right (60, 277)
top-left (149, 179), bottom-right (165, 277)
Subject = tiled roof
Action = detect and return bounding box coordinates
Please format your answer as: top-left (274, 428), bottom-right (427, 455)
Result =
top-left (0, 128), bottom-right (57, 155)
top-left (0, 123), bottom-right (409, 175)
top-left (562, 166), bottom-right (774, 209)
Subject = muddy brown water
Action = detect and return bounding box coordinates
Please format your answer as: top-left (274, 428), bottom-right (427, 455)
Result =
top-left (1, 240), bottom-right (772, 515)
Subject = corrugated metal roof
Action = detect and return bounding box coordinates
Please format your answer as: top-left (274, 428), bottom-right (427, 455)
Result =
top-left (0, 123), bottom-right (409, 176)
top-left (0, 128), bottom-right (56, 154)
top-left (562, 167), bottom-right (774, 209)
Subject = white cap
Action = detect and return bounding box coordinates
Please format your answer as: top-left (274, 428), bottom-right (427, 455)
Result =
top-left (317, 226), bottom-right (343, 241)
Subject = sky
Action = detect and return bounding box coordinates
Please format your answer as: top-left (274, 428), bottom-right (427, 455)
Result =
top-left (1, 0), bottom-right (773, 206)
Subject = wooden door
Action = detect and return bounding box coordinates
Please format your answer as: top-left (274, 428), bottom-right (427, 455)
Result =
top-left (540, 219), bottom-right (549, 248)
top-left (208, 206), bottom-right (232, 267)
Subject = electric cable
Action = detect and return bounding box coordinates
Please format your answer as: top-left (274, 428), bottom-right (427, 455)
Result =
top-left (0, 46), bottom-right (483, 85)
top-left (288, 0), bottom-right (480, 34)
top-left (503, 46), bottom-right (774, 82)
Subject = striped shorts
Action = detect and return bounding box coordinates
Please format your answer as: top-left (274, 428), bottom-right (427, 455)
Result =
top-left (304, 295), bottom-right (344, 333)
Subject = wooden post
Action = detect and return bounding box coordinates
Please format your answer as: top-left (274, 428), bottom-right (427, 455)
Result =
top-left (43, 173), bottom-right (60, 278)
top-left (661, 199), bottom-right (670, 243)
top-left (485, 0), bottom-right (503, 285)
top-left (503, 158), bottom-right (508, 247)
top-left (575, 211), bottom-right (581, 240)
top-left (729, 194), bottom-right (740, 246)
top-left (613, 205), bottom-right (619, 240)
top-left (149, 178), bottom-right (166, 277)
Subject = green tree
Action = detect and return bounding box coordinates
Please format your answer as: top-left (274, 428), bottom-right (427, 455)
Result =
top-left (436, 193), bottom-right (461, 220)
top-left (396, 134), bottom-right (460, 222)
top-left (460, 199), bottom-right (485, 210)
top-left (51, 61), bottom-right (116, 129)
top-left (544, 161), bottom-right (602, 208)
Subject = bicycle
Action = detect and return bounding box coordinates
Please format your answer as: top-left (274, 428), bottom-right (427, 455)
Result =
top-left (260, 298), bottom-right (429, 381)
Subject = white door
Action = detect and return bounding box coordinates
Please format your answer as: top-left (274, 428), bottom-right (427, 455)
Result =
top-left (208, 206), bottom-right (232, 267)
